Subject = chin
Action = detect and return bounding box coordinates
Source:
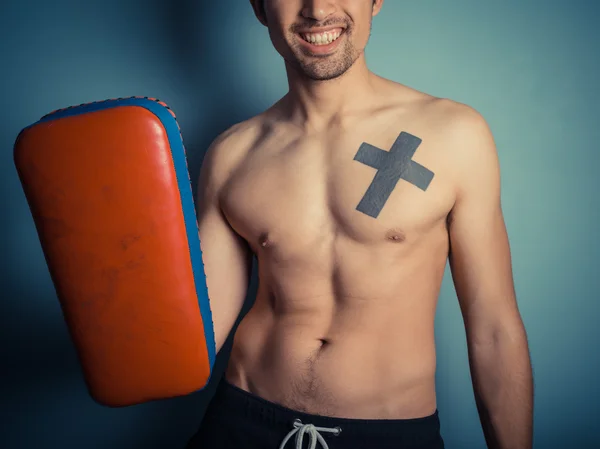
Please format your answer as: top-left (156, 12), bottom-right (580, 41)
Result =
top-left (303, 69), bottom-right (348, 81)
top-left (298, 55), bottom-right (359, 82)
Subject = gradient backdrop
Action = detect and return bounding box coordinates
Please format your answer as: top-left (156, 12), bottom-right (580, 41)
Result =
top-left (1, 0), bottom-right (598, 448)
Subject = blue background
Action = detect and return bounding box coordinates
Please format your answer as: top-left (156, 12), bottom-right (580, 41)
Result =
top-left (1, 0), bottom-right (598, 448)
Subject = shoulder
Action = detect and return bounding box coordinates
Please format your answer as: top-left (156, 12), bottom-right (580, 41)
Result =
top-left (426, 97), bottom-right (496, 156)
top-left (413, 96), bottom-right (499, 182)
top-left (392, 89), bottom-right (501, 200)
top-left (200, 116), bottom-right (263, 185)
top-left (205, 117), bottom-right (260, 159)
top-left (385, 80), bottom-right (493, 143)
top-left (424, 98), bottom-right (501, 202)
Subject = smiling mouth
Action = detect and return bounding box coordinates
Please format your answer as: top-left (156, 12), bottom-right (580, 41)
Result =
top-left (298, 27), bottom-right (345, 46)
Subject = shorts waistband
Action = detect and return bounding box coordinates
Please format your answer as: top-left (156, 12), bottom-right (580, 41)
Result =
top-left (212, 378), bottom-right (441, 440)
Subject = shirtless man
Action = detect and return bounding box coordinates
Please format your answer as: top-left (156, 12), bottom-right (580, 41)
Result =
top-left (187, 1), bottom-right (533, 448)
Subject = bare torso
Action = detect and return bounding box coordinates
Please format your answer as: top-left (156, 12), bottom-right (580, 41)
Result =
top-left (217, 80), bottom-right (460, 420)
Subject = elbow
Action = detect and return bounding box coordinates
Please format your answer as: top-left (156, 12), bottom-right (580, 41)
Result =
top-left (468, 310), bottom-right (528, 353)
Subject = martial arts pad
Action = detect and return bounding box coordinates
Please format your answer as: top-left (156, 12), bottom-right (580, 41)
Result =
top-left (14, 97), bottom-right (216, 407)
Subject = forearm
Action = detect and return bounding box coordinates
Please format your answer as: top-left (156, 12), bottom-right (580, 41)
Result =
top-left (468, 324), bottom-right (534, 449)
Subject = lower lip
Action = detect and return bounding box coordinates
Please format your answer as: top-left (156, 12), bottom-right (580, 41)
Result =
top-left (297, 30), bottom-right (345, 55)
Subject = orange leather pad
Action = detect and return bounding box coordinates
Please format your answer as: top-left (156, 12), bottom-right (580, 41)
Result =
top-left (14, 99), bottom-right (214, 407)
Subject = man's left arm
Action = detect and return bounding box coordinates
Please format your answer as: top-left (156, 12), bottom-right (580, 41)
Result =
top-left (445, 105), bottom-right (533, 449)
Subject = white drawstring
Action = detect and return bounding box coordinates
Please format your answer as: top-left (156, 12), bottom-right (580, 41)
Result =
top-left (279, 418), bottom-right (342, 449)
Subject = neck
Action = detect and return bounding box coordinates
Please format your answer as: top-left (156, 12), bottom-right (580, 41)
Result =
top-left (281, 54), bottom-right (379, 131)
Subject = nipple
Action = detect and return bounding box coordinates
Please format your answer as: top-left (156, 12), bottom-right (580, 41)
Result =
top-left (385, 228), bottom-right (406, 243)
top-left (258, 232), bottom-right (271, 248)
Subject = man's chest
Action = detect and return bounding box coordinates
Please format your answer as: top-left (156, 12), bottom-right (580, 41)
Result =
top-left (220, 124), bottom-right (456, 252)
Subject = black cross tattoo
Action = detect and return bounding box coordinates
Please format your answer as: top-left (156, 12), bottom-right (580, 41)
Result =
top-left (353, 132), bottom-right (434, 218)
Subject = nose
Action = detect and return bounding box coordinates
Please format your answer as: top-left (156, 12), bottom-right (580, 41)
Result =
top-left (301, 0), bottom-right (337, 21)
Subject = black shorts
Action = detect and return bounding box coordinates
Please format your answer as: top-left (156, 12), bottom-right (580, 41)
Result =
top-left (186, 378), bottom-right (445, 449)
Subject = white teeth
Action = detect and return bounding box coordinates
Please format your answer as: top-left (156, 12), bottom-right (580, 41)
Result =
top-left (302, 30), bottom-right (342, 45)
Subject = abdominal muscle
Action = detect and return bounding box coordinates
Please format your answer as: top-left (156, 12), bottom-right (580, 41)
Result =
top-left (224, 277), bottom-right (442, 420)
